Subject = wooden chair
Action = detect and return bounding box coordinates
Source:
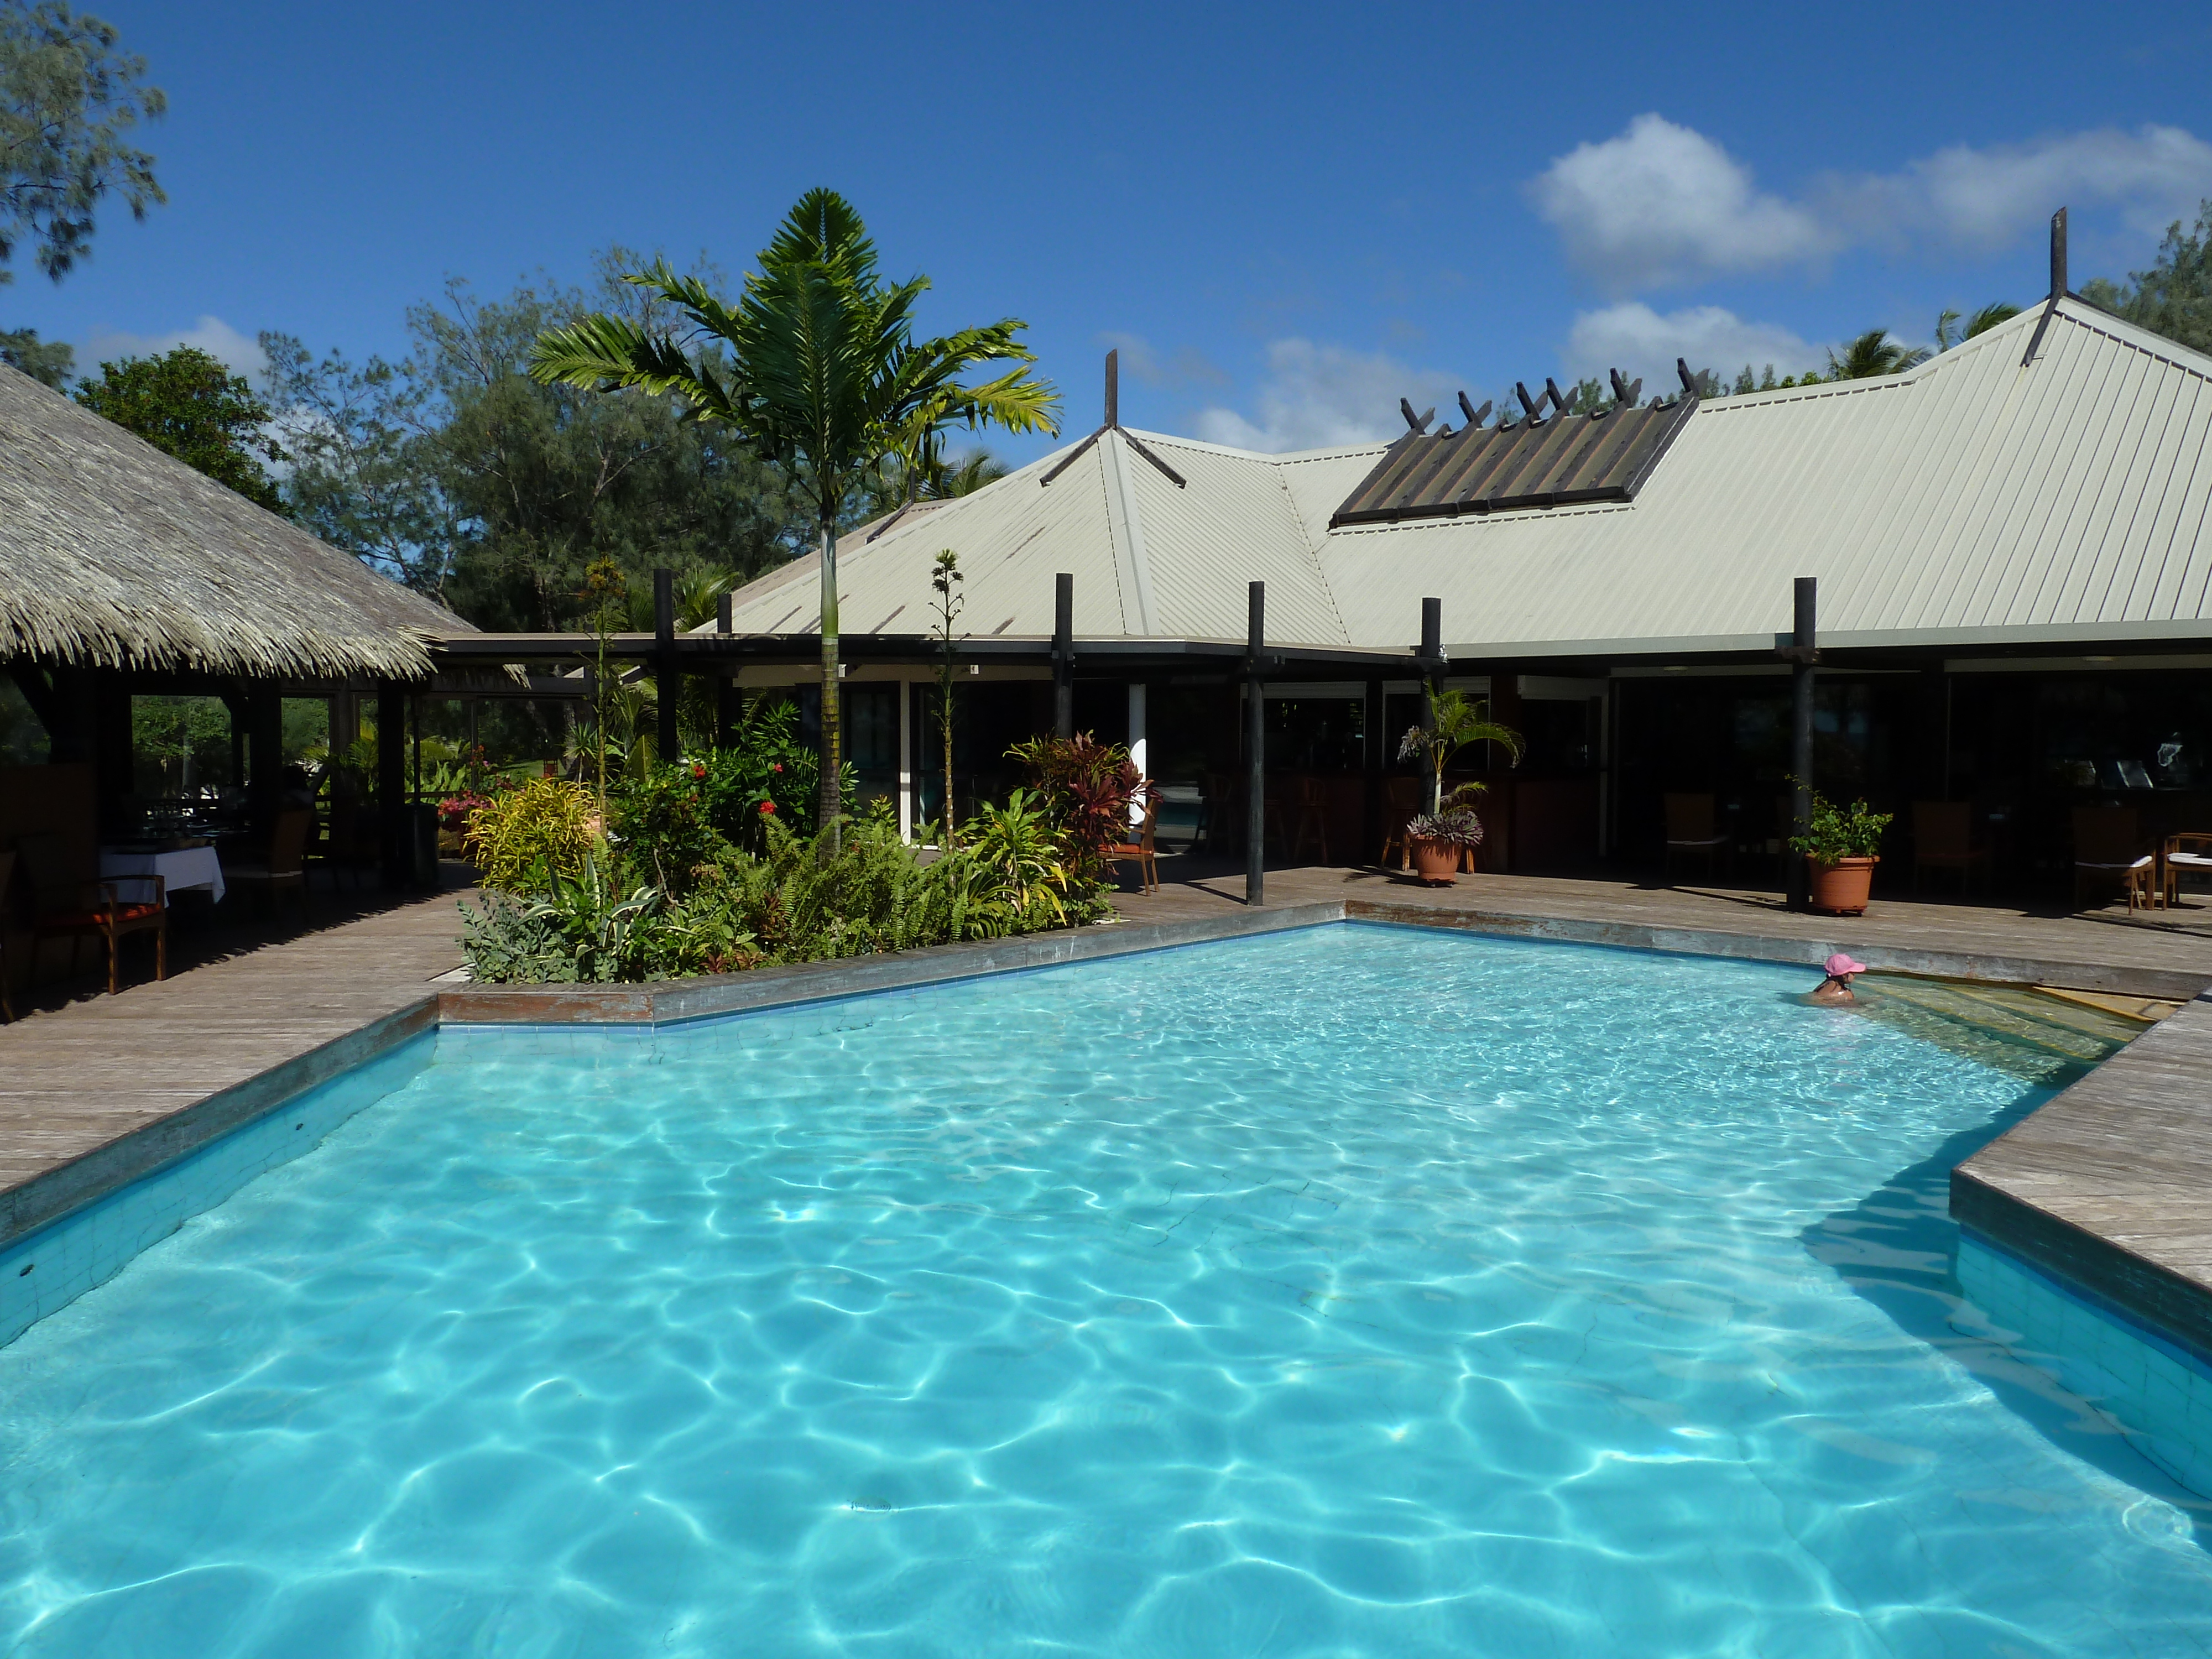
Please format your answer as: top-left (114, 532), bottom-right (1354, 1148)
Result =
top-left (1663, 793), bottom-right (1730, 881)
top-left (18, 832), bottom-right (168, 998)
top-left (1104, 789), bottom-right (1161, 894)
top-left (1912, 801), bottom-right (1989, 893)
top-left (2163, 832), bottom-right (2212, 908)
top-left (1376, 777), bottom-right (1421, 871)
top-left (2072, 806), bottom-right (2156, 911)
top-left (227, 808), bottom-right (314, 917)
top-left (1290, 775), bottom-right (1331, 865)
top-left (307, 802), bottom-right (372, 889)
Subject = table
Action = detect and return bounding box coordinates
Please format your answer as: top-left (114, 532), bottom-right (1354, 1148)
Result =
top-left (98, 846), bottom-right (227, 906)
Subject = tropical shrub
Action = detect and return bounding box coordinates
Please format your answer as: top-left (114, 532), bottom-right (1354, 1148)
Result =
top-left (607, 760), bottom-right (723, 897)
top-left (693, 699), bottom-right (823, 848)
top-left (465, 776), bottom-right (598, 893)
top-left (966, 787), bottom-right (1074, 924)
top-left (458, 805), bottom-right (1091, 984)
top-left (1006, 733), bottom-right (1147, 888)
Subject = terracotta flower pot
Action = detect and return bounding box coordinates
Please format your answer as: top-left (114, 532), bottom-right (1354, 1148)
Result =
top-left (1807, 854), bottom-right (1877, 915)
top-left (1411, 837), bottom-right (1462, 885)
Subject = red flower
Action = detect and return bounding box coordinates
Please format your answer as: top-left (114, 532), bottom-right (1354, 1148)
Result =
top-left (759, 801), bottom-right (776, 815)
top-left (770, 763), bottom-right (782, 773)
top-left (691, 762), bottom-right (707, 779)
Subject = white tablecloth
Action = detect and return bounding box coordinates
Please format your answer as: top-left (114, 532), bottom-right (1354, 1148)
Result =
top-left (99, 846), bottom-right (226, 906)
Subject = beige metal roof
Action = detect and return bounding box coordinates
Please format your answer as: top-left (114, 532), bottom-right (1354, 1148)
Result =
top-left (718, 426), bottom-right (1359, 646)
top-left (719, 298), bottom-right (2212, 660)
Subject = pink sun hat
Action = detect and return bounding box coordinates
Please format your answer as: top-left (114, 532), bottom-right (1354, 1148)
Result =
top-left (1824, 952), bottom-right (1868, 978)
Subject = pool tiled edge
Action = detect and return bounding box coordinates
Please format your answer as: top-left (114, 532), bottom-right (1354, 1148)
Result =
top-left (1952, 990), bottom-right (2212, 1366)
top-left (0, 1028), bottom-right (437, 1347)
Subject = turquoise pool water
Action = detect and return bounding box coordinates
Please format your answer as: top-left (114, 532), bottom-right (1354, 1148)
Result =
top-left (3, 924), bottom-right (2209, 1656)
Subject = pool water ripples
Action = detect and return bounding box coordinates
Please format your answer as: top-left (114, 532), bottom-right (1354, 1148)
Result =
top-left (2, 924), bottom-right (2209, 1655)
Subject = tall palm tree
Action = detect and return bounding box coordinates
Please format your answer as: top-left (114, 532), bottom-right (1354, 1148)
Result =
top-left (528, 190), bottom-right (1058, 849)
top-left (1826, 328), bottom-right (1932, 380)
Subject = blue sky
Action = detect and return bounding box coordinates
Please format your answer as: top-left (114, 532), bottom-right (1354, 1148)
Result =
top-left (9, 1), bottom-right (2212, 464)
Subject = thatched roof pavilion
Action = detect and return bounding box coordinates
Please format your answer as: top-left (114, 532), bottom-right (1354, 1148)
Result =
top-left (0, 363), bottom-right (463, 677)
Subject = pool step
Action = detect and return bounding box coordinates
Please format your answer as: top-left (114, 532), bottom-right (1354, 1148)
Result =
top-left (1858, 975), bottom-right (2146, 1071)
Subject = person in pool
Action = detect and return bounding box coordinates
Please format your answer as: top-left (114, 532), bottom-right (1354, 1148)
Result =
top-left (1806, 952), bottom-right (1867, 1005)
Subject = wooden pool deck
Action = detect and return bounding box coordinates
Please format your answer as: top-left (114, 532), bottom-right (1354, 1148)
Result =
top-left (0, 886), bottom-right (468, 1242)
top-left (4, 860), bottom-right (2211, 1368)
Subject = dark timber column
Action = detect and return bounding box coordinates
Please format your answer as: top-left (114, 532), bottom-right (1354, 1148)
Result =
top-left (654, 567), bottom-right (680, 766)
top-left (715, 592), bottom-right (737, 748)
top-left (1787, 577), bottom-right (1817, 911)
top-left (1246, 581), bottom-right (1267, 905)
top-left (1363, 677), bottom-right (1385, 864)
top-left (1052, 573), bottom-right (1074, 739)
top-left (1418, 598), bottom-right (1443, 812)
top-left (377, 681), bottom-right (407, 885)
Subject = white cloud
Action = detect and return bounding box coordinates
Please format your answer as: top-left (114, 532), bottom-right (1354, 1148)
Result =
top-left (1191, 338), bottom-right (1459, 452)
top-left (1530, 114), bottom-right (1834, 290)
top-left (1532, 116), bottom-right (2212, 289)
top-left (1564, 302), bottom-right (1823, 390)
top-left (1096, 330), bottom-right (1226, 389)
top-left (1828, 125), bottom-right (2212, 251)
top-left (81, 315), bottom-right (266, 379)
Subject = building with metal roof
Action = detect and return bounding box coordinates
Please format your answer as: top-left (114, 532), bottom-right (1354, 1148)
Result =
top-left (680, 278), bottom-right (2212, 894)
top-left (717, 295), bottom-right (2212, 665)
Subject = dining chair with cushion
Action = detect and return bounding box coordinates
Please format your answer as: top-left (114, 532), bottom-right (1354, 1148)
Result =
top-left (16, 834), bottom-right (168, 998)
top-left (227, 808), bottom-right (314, 918)
top-left (2163, 832), bottom-right (2212, 907)
top-left (1911, 801), bottom-right (1990, 893)
top-left (1663, 793), bottom-right (1730, 883)
top-left (2072, 806), bottom-right (2156, 911)
top-left (1104, 788), bottom-right (1161, 895)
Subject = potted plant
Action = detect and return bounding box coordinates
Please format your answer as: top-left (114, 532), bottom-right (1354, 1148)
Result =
top-left (1405, 794), bottom-right (1486, 884)
top-left (1397, 692), bottom-right (1523, 884)
top-left (1789, 792), bottom-right (1893, 914)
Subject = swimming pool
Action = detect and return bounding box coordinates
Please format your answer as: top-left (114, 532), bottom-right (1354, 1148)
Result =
top-left (2, 924), bottom-right (2208, 1655)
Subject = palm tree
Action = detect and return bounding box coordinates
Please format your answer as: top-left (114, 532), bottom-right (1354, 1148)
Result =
top-left (1935, 302), bottom-right (2023, 351)
top-left (528, 190), bottom-right (1058, 851)
top-left (1826, 329), bottom-right (1932, 380)
top-left (1398, 689), bottom-right (1525, 815)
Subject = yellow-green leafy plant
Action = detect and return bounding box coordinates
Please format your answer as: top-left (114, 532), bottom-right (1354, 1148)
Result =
top-left (466, 777), bottom-right (598, 894)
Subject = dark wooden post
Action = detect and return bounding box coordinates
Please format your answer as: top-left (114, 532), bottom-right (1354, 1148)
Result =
top-left (654, 567), bottom-right (680, 766)
top-left (1052, 573), bottom-right (1074, 739)
top-left (1787, 577), bottom-right (1817, 911)
top-left (249, 689), bottom-right (283, 831)
top-left (377, 681), bottom-right (407, 885)
top-left (1418, 597), bottom-right (1443, 812)
top-left (1245, 581), bottom-right (1267, 905)
top-left (714, 591), bottom-right (737, 748)
top-left (1486, 668), bottom-right (1524, 873)
top-left (1363, 677), bottom-right (1385, 866)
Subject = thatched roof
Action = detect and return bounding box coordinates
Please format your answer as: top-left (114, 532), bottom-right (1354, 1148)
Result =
top-left (0, 362), bottom-right (467, 679)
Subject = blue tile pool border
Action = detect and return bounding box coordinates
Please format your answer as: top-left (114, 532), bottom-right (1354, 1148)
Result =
top-left (0, 1028), bottom-right (436, 1348)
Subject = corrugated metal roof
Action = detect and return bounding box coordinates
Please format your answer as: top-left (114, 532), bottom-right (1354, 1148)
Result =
top-left (717, 299), bottom-right (2212, 658)
top-left (718, 426), bottom-right (1358, 644)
